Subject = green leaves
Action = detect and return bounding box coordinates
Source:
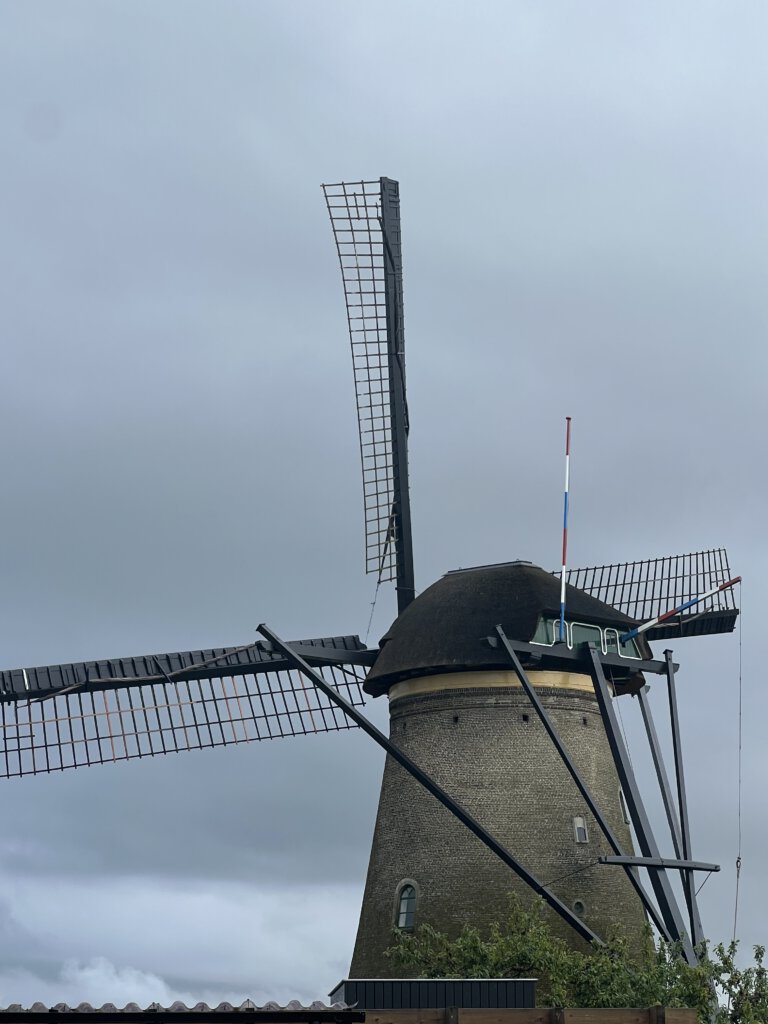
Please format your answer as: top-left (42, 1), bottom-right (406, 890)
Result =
top-left (384, 899), bottom-right (768, 1022)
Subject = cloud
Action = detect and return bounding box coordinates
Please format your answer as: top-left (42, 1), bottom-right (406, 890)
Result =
top-left (0, 876), bottom-right (360, 1005)
top-left (0, 960), bottom-right (195, 1012)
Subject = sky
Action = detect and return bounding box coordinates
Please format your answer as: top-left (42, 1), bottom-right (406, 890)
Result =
top-left (0, 0), bottom-right (765, 1007)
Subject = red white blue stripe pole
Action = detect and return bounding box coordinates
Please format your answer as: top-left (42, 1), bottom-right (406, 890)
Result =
top-left (620, 576), bottom-right (741, 643)
top-left (559, 417), bottom-right (572, 643)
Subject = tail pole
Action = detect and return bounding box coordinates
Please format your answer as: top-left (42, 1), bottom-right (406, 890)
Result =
top-left (620, 576), bottom-right (742, 643)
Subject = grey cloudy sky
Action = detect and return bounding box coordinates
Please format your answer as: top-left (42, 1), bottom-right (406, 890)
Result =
top-left (0, 0), bottom-right (765, 1007)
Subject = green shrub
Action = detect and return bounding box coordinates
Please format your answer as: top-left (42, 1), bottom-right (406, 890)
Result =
top-left (385, 900), bottom-right (767, 1022)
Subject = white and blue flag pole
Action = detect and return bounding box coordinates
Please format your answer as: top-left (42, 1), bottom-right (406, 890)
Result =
top-left (559, 416), bottom-right (572, 643)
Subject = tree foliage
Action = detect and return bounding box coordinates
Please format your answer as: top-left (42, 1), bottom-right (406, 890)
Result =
top-left (384, 900), bottom-right (768, 1023)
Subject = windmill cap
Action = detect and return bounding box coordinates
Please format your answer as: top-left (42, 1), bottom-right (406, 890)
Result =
top-left (365, 561), bottom-right (646, 697)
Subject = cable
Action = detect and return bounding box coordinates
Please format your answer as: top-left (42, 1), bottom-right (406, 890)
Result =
top-left (365, 576), bottom-right (382, 646)
top-left (543, 858), bottom-right (599, 889)
top-left (696, 870), bottom-right (715, 897)
top-left (732, 603), bottom-right (743, 942)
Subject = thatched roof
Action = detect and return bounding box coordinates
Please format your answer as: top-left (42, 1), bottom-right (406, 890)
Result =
top-left (366, 560), bottom-right (648, 696)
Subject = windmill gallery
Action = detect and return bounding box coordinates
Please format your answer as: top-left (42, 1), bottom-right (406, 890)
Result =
top-left (0, 180), bottom-right (740, 998)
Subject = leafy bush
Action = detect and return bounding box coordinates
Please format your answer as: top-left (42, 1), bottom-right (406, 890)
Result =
top-left (384, 900), bottom-right (767, 1022)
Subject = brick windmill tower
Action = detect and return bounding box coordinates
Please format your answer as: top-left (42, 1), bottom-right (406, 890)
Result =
top-left (0, 178), bottom-right (739, 981)
top-left (349, 561), bottom-right (650, 975)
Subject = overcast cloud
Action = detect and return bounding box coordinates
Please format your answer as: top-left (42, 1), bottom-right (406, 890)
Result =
top-left (0, 0), bottom-right (765, 1007)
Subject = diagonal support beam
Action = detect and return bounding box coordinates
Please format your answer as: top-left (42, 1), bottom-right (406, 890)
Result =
top-left (586, 648), bottom-right (697, 965)
top-left (258, 622), bottom-right (604, 946)
top-left (664, 650), bottom-right (705, 949)
top-left (494, 626), bottom-right (671, 940)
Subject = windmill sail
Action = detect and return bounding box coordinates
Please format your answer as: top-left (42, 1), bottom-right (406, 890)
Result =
top-left (323, 178), bottom-right (415, 613)
top-left (0, 636), bottom-right (372, 778)
top-left (565, 548), bottom-right (738, 640)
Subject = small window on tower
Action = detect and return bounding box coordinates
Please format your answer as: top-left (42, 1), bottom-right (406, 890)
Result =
top-left (396, 884), bottom-right (417, 930)
top-left (573, 816), bottom-right (589, 844)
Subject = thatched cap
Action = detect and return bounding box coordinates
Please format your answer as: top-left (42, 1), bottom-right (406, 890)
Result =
top-left (365, 561), bottom-right (648, 696)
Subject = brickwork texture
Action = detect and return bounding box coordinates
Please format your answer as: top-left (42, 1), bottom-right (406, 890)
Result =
top-left (350, 674), bottom-right (648, 976)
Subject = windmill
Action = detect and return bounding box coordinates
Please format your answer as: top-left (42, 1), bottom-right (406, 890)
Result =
top-left (0, 178), bottom-right (739, 978)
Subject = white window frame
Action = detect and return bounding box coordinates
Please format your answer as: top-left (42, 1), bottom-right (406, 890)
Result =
top-left (619, 788), bottom-right (630, 824)
top-left (530, 619), bottom-right (641, 660)
top-left (569, 621), bottom-right (605, 654)
top-left (573, 815), bottom-right (589, 844)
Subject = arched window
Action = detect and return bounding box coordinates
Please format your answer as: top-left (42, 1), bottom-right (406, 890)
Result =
top-left (396, 883), bottom-right (417, 929)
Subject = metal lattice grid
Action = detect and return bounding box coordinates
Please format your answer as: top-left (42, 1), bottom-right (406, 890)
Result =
top-left (323, 180), bottom-right (396, 580)
top-left (0, 664), bottom-right (366, 778)
top-left (566, 548), bottom-right (736, 623)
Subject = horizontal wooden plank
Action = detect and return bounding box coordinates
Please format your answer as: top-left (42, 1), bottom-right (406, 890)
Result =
top-left (364, 1010), bottom-right (697, 1024)
top-left (365, 1012), bottom-right (547, 1024)
top-left (365, 1012), bottom-right (446, 1024)
top-left (560, 1011), bottom-right (649, 1024)
top-left (458, 1014), bottom-right (549, 1024)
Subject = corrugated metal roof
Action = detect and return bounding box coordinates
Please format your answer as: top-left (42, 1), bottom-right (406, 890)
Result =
top-left (0, 1002), bottom-right (356, 1018)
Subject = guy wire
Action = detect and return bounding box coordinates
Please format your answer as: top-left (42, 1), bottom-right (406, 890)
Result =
top-left (732, 597), bottom-right (743, 942)
top-left (365, 576), bottom-right (382, 646)
top-left (696, 870), bottom-right (715, 897)
top-left (543, 859), bottom-right (599, 889)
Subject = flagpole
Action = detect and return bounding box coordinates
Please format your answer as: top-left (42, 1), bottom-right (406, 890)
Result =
top-left (559, 416), bottom-right (572, 643)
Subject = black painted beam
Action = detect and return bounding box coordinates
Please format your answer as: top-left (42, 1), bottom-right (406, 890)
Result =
top-left (380, 177), bottom-right (415, 614)
top-left (0, 637), bottom-right (376, 703)
top-left (599, 856), bottom-right (719, 872)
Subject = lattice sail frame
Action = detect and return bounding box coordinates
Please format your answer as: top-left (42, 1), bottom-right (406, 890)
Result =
top-left (323, 180), bottom-right (399, 580)
top-left (565, 548), bottom-right (738, 639)
top-left (0, 639), bottom-right (369, 779)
